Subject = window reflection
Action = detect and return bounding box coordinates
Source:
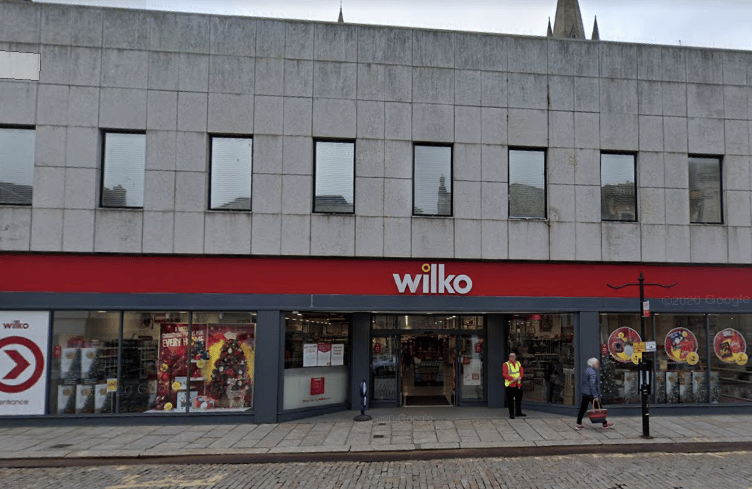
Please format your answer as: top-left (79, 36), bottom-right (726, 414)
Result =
top-left (0, 128), bottom-right (35, 205)
top-left (509, 149), bottom-right (545, 218)
top-left (601, 153), bottom-right (636, 221)
top-left (315, 141), bottom-right (354, 213)
top-left (689, 157), bottom-right (722, 224)
top-left (414, 145), bottom-right (452, 216)
top-left (102, 132), bottom-right (146, 208)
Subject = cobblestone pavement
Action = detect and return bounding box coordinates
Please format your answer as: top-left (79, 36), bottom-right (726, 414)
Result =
top-left (1, 410), bottom-right (752, 459)
top-left (1, 451), bottom-right (751, 488)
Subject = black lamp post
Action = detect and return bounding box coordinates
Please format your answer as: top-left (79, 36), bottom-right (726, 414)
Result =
top-left (608, 273), bottom-right (675, 439)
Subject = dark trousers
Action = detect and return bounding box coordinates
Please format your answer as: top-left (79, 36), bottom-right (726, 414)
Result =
top-left (577, 395), bottom-right (607, 425)
top-left (505, 385), bottom-right (523, 417)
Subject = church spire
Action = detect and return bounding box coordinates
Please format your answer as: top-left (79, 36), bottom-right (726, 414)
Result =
top-left (547, 18), bottom-right (553, 37)
top-left (591, 16), bottom-right (600, 40)
top-left (552, 0), bottom-right (585, 39)
top-left (337, 0), bottom-right (344, 23)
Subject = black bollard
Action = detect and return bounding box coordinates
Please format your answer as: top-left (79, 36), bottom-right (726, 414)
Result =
top-left (353, 379), bottom-right (372, 421)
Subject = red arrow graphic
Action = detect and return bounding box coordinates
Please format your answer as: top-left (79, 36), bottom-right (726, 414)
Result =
top-left (3, 350), bottom-right (30, 380)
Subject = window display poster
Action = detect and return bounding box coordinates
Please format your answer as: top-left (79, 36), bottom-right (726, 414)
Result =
top-left (303, 344), bottom-right (318, 367)
top-left (331, 344), bottom-right (344, 366)
top-left (310, 377), bottom-right (325, 395)
top-left (0, 311), bottom-right (50, 415)
top-left (317, 343), bottom-right (332, 367)
top-left (156, 324), bottom-right (202, 410)
top-left (664, 327), bottom-right (699, 365)
top-left (713, 328), bottom-right (748, 365)
top-left (607, 327), bottom-right (641, 363)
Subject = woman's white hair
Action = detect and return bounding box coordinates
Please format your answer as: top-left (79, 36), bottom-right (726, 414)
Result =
top-left (587, 357), bottom-right (599, 367)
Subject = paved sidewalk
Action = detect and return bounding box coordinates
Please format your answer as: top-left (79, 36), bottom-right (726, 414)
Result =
top-left (0, 407), bottom-right (751, 460)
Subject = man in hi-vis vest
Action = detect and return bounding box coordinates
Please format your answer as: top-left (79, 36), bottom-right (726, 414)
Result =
top-left (503, 352), bottom-right (526, 419)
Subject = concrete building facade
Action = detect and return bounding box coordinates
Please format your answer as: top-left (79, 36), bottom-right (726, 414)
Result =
top-left (1, 1), bottom-right (752, 423)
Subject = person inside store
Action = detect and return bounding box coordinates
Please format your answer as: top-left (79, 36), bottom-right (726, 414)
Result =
top-left (503, 352), bottom-right (525, 419)
top-left (575, 357), bottom-right (614, 430)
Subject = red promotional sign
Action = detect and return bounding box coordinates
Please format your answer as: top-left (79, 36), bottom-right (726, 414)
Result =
top-left (0, 336), bottom-right (45, 394)
top-left (310, 377), bottom-right (325, 396)
top-left (475, 342), bottom-right (482, 353)
top-left (4, 253), bottom-right (752, 300)
top-left (53, 345), bottom-right (62, 359)
top-left (374, 343), bottom-right (382, 354)
top-left (601, 343), bottom-right (608, 356)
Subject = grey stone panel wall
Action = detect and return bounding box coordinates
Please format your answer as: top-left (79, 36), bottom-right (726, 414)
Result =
top-left (1, 1), bottom-right (751, 264)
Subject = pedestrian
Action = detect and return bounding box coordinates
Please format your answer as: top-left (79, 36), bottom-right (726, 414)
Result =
top-left (503, 352), bottom-right (525, 419)
top-left (575, 357), bottom-right (614, 430)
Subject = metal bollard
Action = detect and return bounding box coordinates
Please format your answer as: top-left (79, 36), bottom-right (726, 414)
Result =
top-left (353, 379), bottom-right (372, 421)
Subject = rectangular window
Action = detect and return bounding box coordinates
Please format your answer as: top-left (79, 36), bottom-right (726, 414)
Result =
top-left (210, 136), bottom-right (253, 210)
top-left (101, 132), bottom-right (146, 208)
top-left (314, 141), bottom-right (354, 213)
top-left (509, 149), bottom-right (546, 218)
top-left (283, 312), bottom-right (350, 410)
top-left (601, 153), bottom-right (637, 221)
top-left (0, 127), bottom-right (35, 205)
top-left (689, 156), bottom-right (722, 224)
top-left (50, 311), bottom-right (257, 415)
top-left (413, 144), bottom-right (452, 216)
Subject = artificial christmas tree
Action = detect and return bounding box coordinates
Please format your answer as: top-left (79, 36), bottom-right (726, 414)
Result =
top-left (207, 337), bottom-right (251, 408)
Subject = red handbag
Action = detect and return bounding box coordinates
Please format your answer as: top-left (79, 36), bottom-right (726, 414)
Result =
top-left (587, 399), bottom-right (608, 423)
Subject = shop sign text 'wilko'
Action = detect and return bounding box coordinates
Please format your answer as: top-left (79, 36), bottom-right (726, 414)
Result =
top-left (393, 264), bottom-right (473, 295)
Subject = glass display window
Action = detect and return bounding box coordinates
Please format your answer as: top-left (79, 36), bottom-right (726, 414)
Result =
top-left (50, 311), bottom-right (122, 415)
top-left (283, 313), bottom-right (350, 411)
top-left (654, 315), bottom-right (708, 404)
top-left (598, 314), bottom-right (642, 405)
top-left (508, 314), bottom-right (575, 405)
top-left (709, 315), bottom-right (752, 404)
top-left (189, 312), bottom-right (257, 412)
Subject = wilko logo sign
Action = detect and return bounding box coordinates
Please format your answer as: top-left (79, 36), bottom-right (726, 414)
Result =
top-left (4, 320), bottom-right (30, 329)
top-left (393, 263), bottom-right (473, 295)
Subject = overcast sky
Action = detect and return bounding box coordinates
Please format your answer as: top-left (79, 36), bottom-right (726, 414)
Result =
top-left (37, 0), bottom-right (752, 50)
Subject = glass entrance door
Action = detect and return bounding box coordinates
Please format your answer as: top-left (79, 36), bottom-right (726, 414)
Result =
top-left (371, 336), bottom-right (399, 402)
top-left (401, 334), bottom-right (455, 406)
top-left (457, 335), bottom-right (484, 401)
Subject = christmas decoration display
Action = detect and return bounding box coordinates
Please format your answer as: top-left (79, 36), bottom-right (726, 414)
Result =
top-left (205, 334), bottom-right (252, 408)
top-left (153, 324), bottom-right (255, 411)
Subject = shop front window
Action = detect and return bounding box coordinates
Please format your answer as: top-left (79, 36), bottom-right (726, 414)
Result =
top-left (654, 315), bottom-right (707, 404)
top-left (508, 314), bottom-right (575, 405)
top-left (599, 314), bottom-right (643, 405)
top-left (283, 313), bottom-right (350, 411)
top-left (709, 315), bottom-right (752, 403)
top-left (189, 312), bottom-right (256, 412)
top-left (50, 311), bottom-right (123, 415)
top-left (50, 311), bottom-right (256, 415)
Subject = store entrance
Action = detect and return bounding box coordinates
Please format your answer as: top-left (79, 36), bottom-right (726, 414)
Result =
top-left (401, 334), bottom-right (454, 406)
top-left (370, 314), bottom-right (486, 407)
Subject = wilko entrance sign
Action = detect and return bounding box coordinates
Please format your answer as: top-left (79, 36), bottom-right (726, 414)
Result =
top-left (393, 264), bottom-right (473, 295)
top-left (0, 311), bottom-right (50, 415)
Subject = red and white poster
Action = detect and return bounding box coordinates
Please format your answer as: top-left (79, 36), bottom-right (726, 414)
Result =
top-left (0, 311), bottom-right (50, 415)
top-left (310, 377), bottom-right (325, 396)
top-left (317, 343), bottom-right (332, 367)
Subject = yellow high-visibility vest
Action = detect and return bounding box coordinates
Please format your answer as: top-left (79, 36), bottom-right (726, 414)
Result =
top-left (505, 361), bottom-right (521, 387)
